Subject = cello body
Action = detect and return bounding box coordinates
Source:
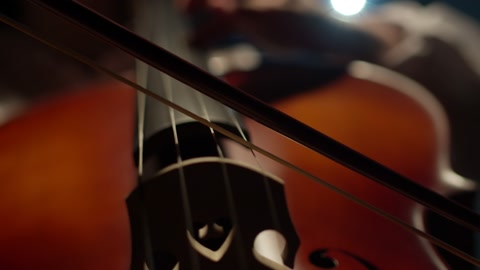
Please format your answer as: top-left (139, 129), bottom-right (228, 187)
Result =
top-left (0, 59), bottom-right (473, 269)
top-left (225, 61), bottom-right (475, 269)
top-left (0, 1), bottom-right (477, 268)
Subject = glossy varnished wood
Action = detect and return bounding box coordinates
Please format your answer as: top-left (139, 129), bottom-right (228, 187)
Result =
top-left (0, 81), bottom-right (136, 270)
top-left (225, 62), bottom-right (470, 269)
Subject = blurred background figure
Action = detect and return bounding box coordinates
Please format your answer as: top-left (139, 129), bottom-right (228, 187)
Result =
top-left (182, 2), bottom-right (480, 183)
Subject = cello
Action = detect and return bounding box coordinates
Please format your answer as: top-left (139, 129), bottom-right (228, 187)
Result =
top-left (2, 1), bottom-right (480, 269)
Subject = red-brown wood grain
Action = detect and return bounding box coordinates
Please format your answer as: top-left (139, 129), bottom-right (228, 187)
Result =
top-left (0, 81), bottom-right (136, 270)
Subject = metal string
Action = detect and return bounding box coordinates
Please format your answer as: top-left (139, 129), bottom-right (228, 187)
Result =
top-left (225, 109), bottom-right (286, 264)
top-left (194, 90), bottom-right (249, 270)
top-left (135, 0), bottom-right (201, 268)
top-left (174, 1), bottom-right (249, 267)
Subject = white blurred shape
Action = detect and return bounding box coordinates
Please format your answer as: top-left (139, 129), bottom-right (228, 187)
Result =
top-left (330, 0), bottom-right (366, 16)
top-left (208, 55), bottom-right (231, 76)
top-left (207, 44), bottom-right (261, 76)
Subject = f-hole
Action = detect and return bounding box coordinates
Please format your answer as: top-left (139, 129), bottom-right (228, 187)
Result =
top-left (308, 249), bottom-right (377, 269)
top-left (309, 249), bottom-right (338, 269)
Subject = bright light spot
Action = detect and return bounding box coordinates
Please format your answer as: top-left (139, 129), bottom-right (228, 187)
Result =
top-left (330, 0), bottom-right (366, 16)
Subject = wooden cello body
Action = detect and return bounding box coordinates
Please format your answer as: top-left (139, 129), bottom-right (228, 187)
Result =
top-left (224, 61), bottom-right (476, 269)
top-left (0, 60), bottom-right (474, 269)
top-left (0, 1), bottom-right (478, 269)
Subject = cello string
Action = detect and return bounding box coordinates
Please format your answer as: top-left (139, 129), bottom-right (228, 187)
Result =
top-left (138, 0), bottom-right (201, 268)
top-left (136, 87), bottom-right (147, 176)
top-left (163, 69), bottom-right (201, 270)
top-left (175, 1), bottom-right (249, 265)
top-left (194, 91), bottom-right (249, 270)
top-left (226, 108), bottom-right (286, 261)
top-left (133, 6), bottom-right (158, 267)
top-left (2, 15), bottom-right (479, 267)
top-left (133, 0), bottom-right (154, 179)
top-left (136, 72), bottom-right (159, 270)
